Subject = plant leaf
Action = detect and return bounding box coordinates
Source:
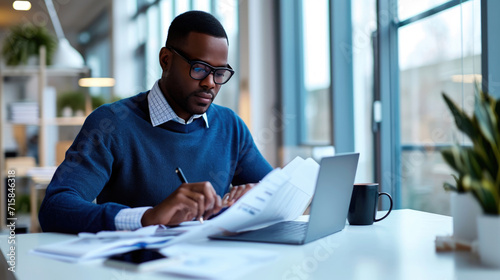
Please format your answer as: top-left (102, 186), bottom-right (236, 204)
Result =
top-left (442, 93), bottom-right (475, 139)
top-left (479, 178), bottom-right (500, 214)
top-left (441, 148), bottom-right (461, 172)
top-left (463, 148), bottom-right (483, 180)
top-left (474, 91), bottom-right (498, 146)
top-left (442, 88), bottom-right (500, 214)
top-left (443, 182), bottom-right (457, 192)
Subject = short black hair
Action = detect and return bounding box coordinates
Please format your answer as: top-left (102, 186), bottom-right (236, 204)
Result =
top-left (165, 11), bottom-right (228, 47)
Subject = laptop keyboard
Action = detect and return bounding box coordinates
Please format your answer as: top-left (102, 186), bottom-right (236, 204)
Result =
top-left (210, 220), bottom-right (310, 244)
top-left (261, 221), bottom-right (308, 240)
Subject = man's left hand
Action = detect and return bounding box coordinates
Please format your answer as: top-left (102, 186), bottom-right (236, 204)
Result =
top-left (222, 183), bottom-right (256, 207)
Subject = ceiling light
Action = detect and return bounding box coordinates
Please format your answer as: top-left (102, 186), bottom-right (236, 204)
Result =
top-left (13, 1), bottom-right (31, 11)
top-left (78, 78), bottom-right (116, 87)
top-left (45, 0), bottom-right (85, 68)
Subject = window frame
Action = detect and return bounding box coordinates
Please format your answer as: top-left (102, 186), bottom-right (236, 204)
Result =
top-left (278, 0), bottom-right (354, 152)
top-left (375, 0), bottom-right (500, 210)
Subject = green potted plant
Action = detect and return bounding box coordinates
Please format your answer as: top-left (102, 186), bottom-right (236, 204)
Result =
top-left (1, 24), bottom-right (57, 66)
top-left (441, 85), bottom-right (500, 267)
top-left (441, 95), bottom-right (483, 242)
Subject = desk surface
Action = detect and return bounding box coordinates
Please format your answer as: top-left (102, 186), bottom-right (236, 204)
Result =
top-left (1, 209), bottom-right (500, 280)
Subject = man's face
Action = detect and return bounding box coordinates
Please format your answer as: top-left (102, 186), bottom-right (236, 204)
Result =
top-left (159, 32), bottom-right (229, 121)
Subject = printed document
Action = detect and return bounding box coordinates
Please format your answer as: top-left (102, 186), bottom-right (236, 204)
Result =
top-left (167, 156), bottom-right (320, 245)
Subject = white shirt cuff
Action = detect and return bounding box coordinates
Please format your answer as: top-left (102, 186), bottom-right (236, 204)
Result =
top-left (114, 206), bottom-right (152, 231)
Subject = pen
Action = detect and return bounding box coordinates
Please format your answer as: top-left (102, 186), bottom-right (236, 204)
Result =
top-left (175, 167), bottom-right (204, 224)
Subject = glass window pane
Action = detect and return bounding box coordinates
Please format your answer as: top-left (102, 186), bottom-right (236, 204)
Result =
top-left (400, 150), bottom-right (455, 214)
top-left (137, 0), bottom-right (156, 11)
top-left (193, 0), bottom-right (211, 12)
top-left (175, 0), bottom-right (190, 15)
top-left (160, 0), bottom-right (173, 41)
top-left (136, 13), bottom-right (147, 45)
top-left (212, 0), bottom-right (239, 111)
top-left (398, 0), bottom-right (451, 21)
top-left (126, 0), bottom-right (137, 17)
top-left (146, 5), bottom-right (161, 87)
top-left (398, 0), bottom-right (481, 215)
top-left (301, 0), bottom-right (331, 144)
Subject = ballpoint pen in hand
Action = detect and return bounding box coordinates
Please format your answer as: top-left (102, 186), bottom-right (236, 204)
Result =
top-left (175, 167), bottom-right (204, 224)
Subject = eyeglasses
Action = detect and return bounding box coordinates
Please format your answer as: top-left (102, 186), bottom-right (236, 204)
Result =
top-left (167, 46), bottom-right (235, 85)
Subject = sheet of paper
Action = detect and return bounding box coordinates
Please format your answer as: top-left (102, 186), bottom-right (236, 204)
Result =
top-left (32, 235), bottom-right (174, 262)
top-left (159, 243), bottom-right (279, 279)
top-left (213, 156), bottom-right (319, 231)
top-left (165, 157), bottom-right (319, 245)
top-left (276, 157), bottom-right (320, 220)
top-left (77, 225), bottom-right (162, 239)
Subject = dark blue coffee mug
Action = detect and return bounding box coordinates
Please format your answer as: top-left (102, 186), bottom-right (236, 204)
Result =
top-left (348, 183), bottom-right (393, 225)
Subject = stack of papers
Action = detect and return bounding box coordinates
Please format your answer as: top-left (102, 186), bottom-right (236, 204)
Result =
top-left (32, 156), bottom-right (319, 276)
top-left (32, 226), bottom-right (182, 262)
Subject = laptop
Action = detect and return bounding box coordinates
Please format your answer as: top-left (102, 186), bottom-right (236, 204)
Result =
top-left (209, 153), bottom-right (359, 245)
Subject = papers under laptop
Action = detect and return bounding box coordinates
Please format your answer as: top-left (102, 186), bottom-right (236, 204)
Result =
top-left (209, 153), bottom-right (359, 245)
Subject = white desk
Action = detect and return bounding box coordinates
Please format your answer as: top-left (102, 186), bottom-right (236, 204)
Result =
top-left (1, 209), bottom-right (499, 280)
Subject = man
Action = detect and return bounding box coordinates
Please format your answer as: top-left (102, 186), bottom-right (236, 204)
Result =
top-left (39, 11), bottom-right (273, 233)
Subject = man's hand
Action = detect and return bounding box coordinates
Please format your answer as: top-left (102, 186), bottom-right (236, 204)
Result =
top-left (141, 182), bottom-right (222, 226)
top-left (222, 183), bottom-right (256, 207)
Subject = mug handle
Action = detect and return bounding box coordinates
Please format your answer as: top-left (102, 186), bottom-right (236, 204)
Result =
top-left (374, 192), bottom-right (393, 222)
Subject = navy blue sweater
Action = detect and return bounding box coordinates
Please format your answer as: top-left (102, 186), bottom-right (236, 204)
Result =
top-left (38, 92), bottom-right (273, 233)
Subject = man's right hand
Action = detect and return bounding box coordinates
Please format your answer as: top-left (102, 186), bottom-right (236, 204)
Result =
top-left (141, 181), bottom-right (222, 226)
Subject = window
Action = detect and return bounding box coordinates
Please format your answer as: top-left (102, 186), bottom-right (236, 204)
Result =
top-left (279, 0), bottom-right (333, 164)
top-left (301, 0), bottom-right (331, 145)
top-left (398, 0), bottom-right (481, 214)
top-left (398, 0), bottom-right (452, 20)
top-left (376, 0), bottom-right (482, 215)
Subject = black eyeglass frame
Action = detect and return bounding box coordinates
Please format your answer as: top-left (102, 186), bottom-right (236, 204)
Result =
top-left (167, 46), bottom-right (235, 85)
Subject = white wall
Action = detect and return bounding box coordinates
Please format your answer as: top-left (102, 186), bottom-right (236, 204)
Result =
top-left (239, 0), bottom-right (279, 167)
top-left (111, 0), bottom-right (142, 97)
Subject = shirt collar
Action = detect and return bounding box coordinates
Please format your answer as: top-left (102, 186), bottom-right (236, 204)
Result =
top-left (148, 81), bottom-right (209, 128)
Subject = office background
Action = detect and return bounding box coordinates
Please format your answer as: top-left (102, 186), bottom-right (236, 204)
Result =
top-left (0, 0), bottom-right (498, 225)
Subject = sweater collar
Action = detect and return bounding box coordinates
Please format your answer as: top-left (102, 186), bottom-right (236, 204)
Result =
top-left (148, 81), bottom-right (209, 128)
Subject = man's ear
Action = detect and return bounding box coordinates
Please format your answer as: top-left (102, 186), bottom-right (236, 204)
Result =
top-left (159, 47), bottom-right (170, 70)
